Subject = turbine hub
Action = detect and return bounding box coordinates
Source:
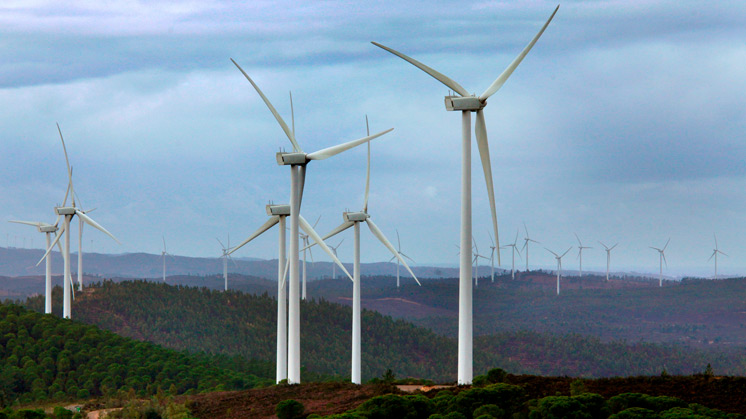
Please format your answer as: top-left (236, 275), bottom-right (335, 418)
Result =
top-left (276, 152), bottom-right (308, 166)
top-left (266, 204), bottom-right (291, 216)
top-left (445, 95), bottom-right (485, 111)
top-left (343, 211), bottom-right (369, 222)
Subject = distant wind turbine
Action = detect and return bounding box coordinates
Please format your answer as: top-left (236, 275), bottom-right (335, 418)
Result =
top-left (329, 239), bottom-right (344, 280)
top-left (372, 6), bottom-right (558, 384)
top-left (500, 229), bottom-right (521, 280)
top-left (488, 232), bottom-right (498, 282)
top-left (299, 216), bottom-right (320, 300)
top-left (545, 247), bottom-right (571, 295)
top-left (216, 235), bottom-right (236, 291)
top-left (522, 222), bottom-right (540, 272)
top-left (575, 233), bottom-right (592, 278)
top-left (472, 238), bottom-right (489, 288)
top-left (650, 238), bottom-right (670, 287)
top-left (388, 229), bottom-right (415, 288)
top-left (161, 237), bottom-right (172, 282)
top-left (9, 220), bottom-right (64, 313)
top-left (709, 234), bottom-right (727, 279)
top-left (599, 241), bottom-right (618, 281)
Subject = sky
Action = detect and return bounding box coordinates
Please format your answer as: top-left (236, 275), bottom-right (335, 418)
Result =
top-left (2, 0), bottom-right (745, 278)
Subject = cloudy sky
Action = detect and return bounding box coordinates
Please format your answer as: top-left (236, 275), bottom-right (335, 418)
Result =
top-left (2, 1), bottom-right (745, 277)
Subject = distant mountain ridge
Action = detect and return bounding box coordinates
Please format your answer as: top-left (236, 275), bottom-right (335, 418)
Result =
top-left (0, 246), bottom-right (463, 279)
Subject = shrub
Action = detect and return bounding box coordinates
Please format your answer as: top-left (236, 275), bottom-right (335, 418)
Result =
top-left (472, 404), bottom-right (504, 418)
top-left (276, 399), bottom-right (305, 419)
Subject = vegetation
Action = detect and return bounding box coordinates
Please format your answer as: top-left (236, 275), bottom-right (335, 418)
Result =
top-left (0, 302), bottom-right (272, 407)
top-left (25, 280), bottom-right (746, 382)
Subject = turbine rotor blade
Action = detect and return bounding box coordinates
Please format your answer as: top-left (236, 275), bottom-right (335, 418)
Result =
top-left (475, 109), bottom-right (500, 265)
top-left (229, 216), bottom-right (280, 255)
top-left (544, 247), bottom-right (558, 258)
top-left (371, 42), bottom-right (470, 97)
top-left (363, 115), bottom-right (371, 213)
top-left (299, 215), bottom-right (353, 281)
top-left (322, 220), bottom-right (355, 242)
top-left (57, 123), bottom-right (75, 206)
top-left (479, 5), bottom-right (560, 100)
top-left (230, 58), bottom-right (302, 152)
top-left (365, 218), bottom-right (421, 285)
top-left (76, 211), bottom-right (120, 244)
top-left (8, 220), bottom-right (44, 228)
top-left (306, 128), bottom-right (393, 161)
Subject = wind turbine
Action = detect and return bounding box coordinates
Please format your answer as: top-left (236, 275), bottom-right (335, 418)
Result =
top-left (229, 204), bottom-right (350, 383)
top-left (38, 124), bottom-right (120, 319)
top-left (9, 220), bottom-right (64, 313)
top-left (598, 242), bottom-right (618, 282)
top-left (575, 233), bottom-right (592, 278)
top-left (217, 235), bottom-right (236, 291)
top-left (329, 239), bottom-right (344, 280)
top-left (500, 229), bottom-right (521, 280)
top-left (488, 232), bottom-right (498, 282)
top-left (232, 58), bottom-right (389, 384)
top-left (372, 6), bottom-right (558, 384)
top-left (545, 247), bottom-right (571, 295)
top-left (318, 118), bottom-right (421, 385)
top-left (650, 238), bottom-right (670, 287)
top-left (709, 234), bottom-right (727, 279)
top-left (522, 222), bottom-right (540, 272)
top-left (299, 216), bottom-right (320, 300)
top-left (388, 229), bottom-right (415, 288)
top-left (472, 238), bottom-right (489, 288)
top-left (74, 205), bottom-right (97, 292)
top-left (161, 237), bottom-right (173, 282)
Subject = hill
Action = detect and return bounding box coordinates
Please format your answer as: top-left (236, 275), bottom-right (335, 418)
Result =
top-left (0, 302), bottom-right (273, 406)
top-left (24, 280), bottom-right (746, 382)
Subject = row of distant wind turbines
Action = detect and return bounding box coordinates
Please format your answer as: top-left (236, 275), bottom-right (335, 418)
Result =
top-left (13, 6), bottom-right (560, 386)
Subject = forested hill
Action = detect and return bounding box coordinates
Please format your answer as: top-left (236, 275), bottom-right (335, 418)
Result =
top-left (0, 302), bottom-right (273, 406)
top-left (25, 280), bottom-right (746, 382)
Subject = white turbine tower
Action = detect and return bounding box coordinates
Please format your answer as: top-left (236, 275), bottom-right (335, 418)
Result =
top-left (522, 223), bottom-right (540, 273)
top-left (231, 59), bottom-right (389, 384)
top-left (372, 6), bottom-right (558, 384)
top-left (650, 238), bottom-right (670, 287)
top-left (9, 220), bottom-right (64, 313)
top-left (388, 229), bottom-right (415, 288)
top-left (500, 230), bottom-right (521, 280)
top-left (216, 235), bottom-right (236, 291)
top-left (575, 233), bottom-right (592, 278)
top-left (709, 234), bottom-right (727, 279)
top-left (38, 124), bottom-right (120, 319)
top-left (545, 247), bottom-right (571, 295)
top-left (319, 120), bottom-right (421, 385)
top-left (598, 242), bottom-right (618, 282)
top-left (161, 237), bottom-right (173, 282)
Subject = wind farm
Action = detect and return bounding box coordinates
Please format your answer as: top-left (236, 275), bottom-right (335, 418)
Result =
top-left (3, 2), bottom-right (746, 418)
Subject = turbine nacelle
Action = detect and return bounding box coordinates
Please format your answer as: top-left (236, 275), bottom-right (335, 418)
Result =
top-left (276, 152), bottom-right (308, 166)
top-left (266, 204), bottom-right (291, 216)
top-left (445, 96), bottom-right (485, 111)
top-left (343, 211), bottom-right (370, 222)
top-left (55, 207), bottom-right (76, 216)
top-left (39, 225), bottom-right (58, 233)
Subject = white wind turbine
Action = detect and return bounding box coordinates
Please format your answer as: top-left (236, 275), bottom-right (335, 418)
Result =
top-left (545, 247), bottom-right (571, 295)
top-left (216, 235), bottom-right (236, 291)
top-left (522, 223), bottom-right (540, 273)
top-left (372, 6), bottom-right (558, 384)
top-left (599, 242), bottom-right (618, 282)
top-left (575, 233), bottom-right (592, 278)
top-left (650, 238), bottom-right (670, 287)
top-left (229, 203), bottom-right (350, 383)
top-left (709, 234), bottom-right (727, 279)
top-left (472, 238), bottom-right (489, 288)
top-left (231, 59), bottom-right (388, 384)
top-left (317, 119), bottom-right (421, 385)
top-left (299, 216), bottom-right (320, 300)
top-left (388, 229), bottom-right (415, 288)
top-left (488, 232), bottom-right (498, 282)
top-left (9, 220), bottom-right (64, 313)
top-left (161, 237), bottom-right (173, 282)
top-left (38, 124), bottom-right (120, 319)
top-left (500, 229), bottom-right (521, 280)
top-left (329, 239), bottom-right (344, 280)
